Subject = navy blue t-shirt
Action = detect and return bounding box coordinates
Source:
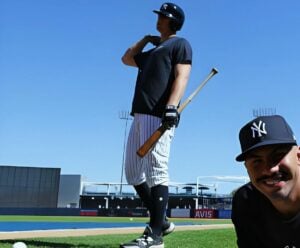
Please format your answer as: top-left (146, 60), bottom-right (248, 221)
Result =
top-left (131, 36), bottom-right (192, 117)
top-left (232, 182), bottom-right (300, 248)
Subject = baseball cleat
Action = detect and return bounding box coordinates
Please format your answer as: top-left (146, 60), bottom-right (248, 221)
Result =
top-left (120, 226), bottom-right (164, 248)
top-left (143, 221), bottom-right (175, 237)
top-left (162, 221), bottom-right (175, 236)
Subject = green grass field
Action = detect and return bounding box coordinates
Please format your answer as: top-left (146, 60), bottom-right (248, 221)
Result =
top-left (0, 216), bottom-right (237, 248)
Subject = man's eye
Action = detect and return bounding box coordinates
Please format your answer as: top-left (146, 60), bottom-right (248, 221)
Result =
top-left (250, 159), bottom-right (262, 166)
top-left (272, 152), bottom-right (286, 163)
top-left (272, 146), bottom-right (291, 159)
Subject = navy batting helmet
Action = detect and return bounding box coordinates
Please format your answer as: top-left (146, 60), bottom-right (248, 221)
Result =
top-left (153, 2), bottom-right (185, 31)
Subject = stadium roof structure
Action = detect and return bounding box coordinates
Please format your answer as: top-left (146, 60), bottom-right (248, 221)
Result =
top-left (81, 181), bottom-right (214, 196)
top-left (80, 176), bottom-right (249, 196)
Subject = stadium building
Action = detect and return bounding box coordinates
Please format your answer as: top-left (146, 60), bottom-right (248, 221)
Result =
top-left (0, 165), bottom-right (239, 219)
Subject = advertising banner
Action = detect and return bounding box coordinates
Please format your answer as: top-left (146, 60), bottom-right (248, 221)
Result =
top-left (170, 208), bottom-right (191, 218)
top-left (194, 209), bottom-right (216, 218)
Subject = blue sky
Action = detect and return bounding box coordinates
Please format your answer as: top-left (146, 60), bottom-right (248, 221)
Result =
top-left (1, 0), bottom-right (299, 194)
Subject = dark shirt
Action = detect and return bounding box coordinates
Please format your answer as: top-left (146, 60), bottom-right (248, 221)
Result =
top-left (131, 36), bottom-right (192, 117)
top-left (232, 182), bottom-right (300, 248)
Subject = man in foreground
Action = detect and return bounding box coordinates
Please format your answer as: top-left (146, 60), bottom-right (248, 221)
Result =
top-left (233, 115), bottom-right (300, 247)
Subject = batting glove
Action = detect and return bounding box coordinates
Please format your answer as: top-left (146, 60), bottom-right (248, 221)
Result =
top-left (145, 35), bottom-right (161, 46)
top-left (162, 105), bottom-right (180, 129)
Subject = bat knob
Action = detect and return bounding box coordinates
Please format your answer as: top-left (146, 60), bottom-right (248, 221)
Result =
top-left (212, 68), bottom-right (218, 74)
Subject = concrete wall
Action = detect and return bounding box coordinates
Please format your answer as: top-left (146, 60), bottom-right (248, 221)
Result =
top-left (57, 175), bottom-right (81, 208)
top-left (0, 165), bottom-right (60, 208)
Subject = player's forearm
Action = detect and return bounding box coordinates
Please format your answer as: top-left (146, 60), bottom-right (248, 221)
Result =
top-left (121, 36), bottom-right (150, 66)
top-left (167, 78), bottom-right (188, 106)
top-left (167, 64), bottom-right (191, 106)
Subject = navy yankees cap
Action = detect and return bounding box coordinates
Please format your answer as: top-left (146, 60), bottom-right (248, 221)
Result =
top-left (236, 115), bottom-right (297, 161)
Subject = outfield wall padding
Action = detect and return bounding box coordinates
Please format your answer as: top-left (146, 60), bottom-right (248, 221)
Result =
top-left (0, 207), bottom-right (80, 216)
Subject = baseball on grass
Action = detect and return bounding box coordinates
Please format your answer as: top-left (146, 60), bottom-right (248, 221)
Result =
top-left (12, 242), bottom-right (27, 248)
top-left (129, 218), bottom-right (133, 221)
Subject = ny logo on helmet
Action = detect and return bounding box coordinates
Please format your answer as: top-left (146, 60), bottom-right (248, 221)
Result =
top-left (251, 120), bottom-right (267, 138)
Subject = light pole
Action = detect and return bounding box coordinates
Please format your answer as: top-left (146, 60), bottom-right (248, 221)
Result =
top-left (119, 111), bottom-right (132, 195)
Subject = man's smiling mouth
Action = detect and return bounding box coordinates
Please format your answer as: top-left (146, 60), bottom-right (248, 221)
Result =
top-left (259, 172), bottom-right (290, 186)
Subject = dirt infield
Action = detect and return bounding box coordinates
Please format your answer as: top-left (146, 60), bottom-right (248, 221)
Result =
top-left (0, 224), bottom-right (233, 240)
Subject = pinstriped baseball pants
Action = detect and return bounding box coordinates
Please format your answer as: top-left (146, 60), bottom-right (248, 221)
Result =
top-left (125, 113), bottom-right (175, 187)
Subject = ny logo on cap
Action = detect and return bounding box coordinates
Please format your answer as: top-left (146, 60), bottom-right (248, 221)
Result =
top-left (251, 120), bottom-right (267, 138)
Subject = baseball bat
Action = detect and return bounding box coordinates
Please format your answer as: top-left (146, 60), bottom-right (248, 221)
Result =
top-left (136, 67), bottom-right (218, 157)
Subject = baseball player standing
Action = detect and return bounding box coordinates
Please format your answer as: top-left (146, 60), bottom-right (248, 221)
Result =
top-left (120, 2), bottom-right (192, 248)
